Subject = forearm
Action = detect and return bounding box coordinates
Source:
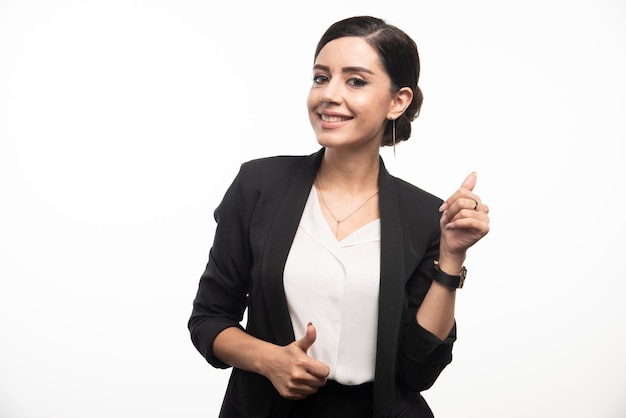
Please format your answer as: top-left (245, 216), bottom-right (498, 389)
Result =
top-left (213, 326), bottom-right (278, 376)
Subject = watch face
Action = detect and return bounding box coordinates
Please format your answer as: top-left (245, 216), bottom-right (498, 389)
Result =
top-left (458, 267), bottom-right (467, 289)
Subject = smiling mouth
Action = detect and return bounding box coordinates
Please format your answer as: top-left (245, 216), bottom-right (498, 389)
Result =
top-left (320, 114), bottom-right (351, 122)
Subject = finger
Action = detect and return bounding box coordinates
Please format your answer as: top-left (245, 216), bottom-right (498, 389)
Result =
top-left (291, 323), bottom-right (330, 379)
top-left (440, 194), bottom-right (482, 225)
top-left (461, 171), bottom-right (477, 191)
top-left (294, 372), bottom-right (328, 388)
top-left (280, 384), bottom-right (315, 400)
top-left (443, 207), bottom-right (491, 231)
top-left (440, 172), bottom-right (477, 212)
top-left (293, 322), bottom-right (317, 353)
top-left (443, 216), bottom-right (491, 237)
top-left (449, 195), bottom-right (482, 214)
top-left (306, 360), bottom-right (330, 380)
top-left (284, 383), bottom-right (322, 400)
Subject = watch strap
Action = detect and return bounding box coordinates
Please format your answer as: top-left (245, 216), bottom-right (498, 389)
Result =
top-left (432, 260), bottom-right (466, 289)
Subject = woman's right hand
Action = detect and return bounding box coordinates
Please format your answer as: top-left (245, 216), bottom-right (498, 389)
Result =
top-left (260, 323), bottom-right (330, 400)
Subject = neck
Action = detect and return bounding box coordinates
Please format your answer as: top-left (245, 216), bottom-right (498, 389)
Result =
top-left (317, 148), bottom-right (380, 194)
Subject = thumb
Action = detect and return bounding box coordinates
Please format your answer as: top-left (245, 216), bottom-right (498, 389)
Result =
top-left (461, 171), bottom-right (477, 191)
top-left (293, 322), bottom-right (317, 353)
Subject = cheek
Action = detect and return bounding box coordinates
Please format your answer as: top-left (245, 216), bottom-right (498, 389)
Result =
top-left (306, 91), bottom-right (319, 127)
top-left (352, 98), bottom-right (382, 119)
top-left (306, 90), bottom-right (318, 112)
top-left (366, 96), bottom-right (393, 119)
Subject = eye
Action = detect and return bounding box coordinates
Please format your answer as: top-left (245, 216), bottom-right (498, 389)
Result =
top-left (347, 77), bottom-right (368, 87)
top-left (312, 74), bottom-right (329, 85)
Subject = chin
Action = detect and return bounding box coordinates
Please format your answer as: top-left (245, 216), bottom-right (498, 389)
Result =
top-left (315, 135), bottom-right (346, 148)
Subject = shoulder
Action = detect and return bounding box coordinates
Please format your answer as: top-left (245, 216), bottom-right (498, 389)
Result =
top-left (387, 173), bottom-right (443, 210)
top-left (240, 154), bottom-right (311, 176)
top-left (236, 150), bottom-right (322, 189)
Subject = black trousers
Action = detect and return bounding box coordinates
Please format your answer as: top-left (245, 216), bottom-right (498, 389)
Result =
top-left (288, 380), bottom-right (374, 418)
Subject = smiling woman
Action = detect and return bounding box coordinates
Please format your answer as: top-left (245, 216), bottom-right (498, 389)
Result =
top-left (187, 15), bottom-right (490, 418)
top-left (2, 2), bottom-right (626, 417)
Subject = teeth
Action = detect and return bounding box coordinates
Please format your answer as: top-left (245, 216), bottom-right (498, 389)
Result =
top-left (321, 114), bottom-right (347, 122)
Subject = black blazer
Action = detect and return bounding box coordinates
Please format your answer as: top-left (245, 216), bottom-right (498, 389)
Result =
top-left (189, 148), bottom-right (456, 418)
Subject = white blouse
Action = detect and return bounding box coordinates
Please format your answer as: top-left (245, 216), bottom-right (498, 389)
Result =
top-left (283, 186), bottom-right (381, 385)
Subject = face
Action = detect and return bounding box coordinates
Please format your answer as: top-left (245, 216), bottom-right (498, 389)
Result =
top-left (307, 36), bottom-right (396, 150)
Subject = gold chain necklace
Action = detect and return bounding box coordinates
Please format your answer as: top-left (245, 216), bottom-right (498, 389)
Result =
top-left (315, 183), bottom-right (379, 238)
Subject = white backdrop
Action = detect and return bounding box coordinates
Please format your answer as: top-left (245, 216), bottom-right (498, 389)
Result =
top-left (1, 1), bottom-right (625, 417)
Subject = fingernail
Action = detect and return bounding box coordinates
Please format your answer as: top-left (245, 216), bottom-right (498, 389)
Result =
top-left (445, 222), bottom-right (454, 229)
top-left (439, 202), bottom-right (447, 212)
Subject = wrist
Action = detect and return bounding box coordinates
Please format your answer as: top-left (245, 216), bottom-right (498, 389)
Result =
top-left (435, 257), bottom-right (465, 275)
top-left (255, 342), bottom-right (279, 377)
top-left (437, 247), bottom-right (466, 272)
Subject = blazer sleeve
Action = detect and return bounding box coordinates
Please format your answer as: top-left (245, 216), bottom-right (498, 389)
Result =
top-left (396, 202), bottom-right (457, 392)
top-left (397, 315), bottom-right (456, 391)
top-left (188, 164), bottom-right (257, 369)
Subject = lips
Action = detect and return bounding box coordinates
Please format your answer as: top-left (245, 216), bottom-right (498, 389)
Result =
top-left (320, 113), bottom-right (351, 122)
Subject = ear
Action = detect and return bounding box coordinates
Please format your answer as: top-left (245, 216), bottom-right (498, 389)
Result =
top-left (387, 87), bottom-right (413, 120)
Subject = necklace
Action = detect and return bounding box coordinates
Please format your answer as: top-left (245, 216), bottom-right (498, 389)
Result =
top-left (315, 183), bottom-right (379, 238)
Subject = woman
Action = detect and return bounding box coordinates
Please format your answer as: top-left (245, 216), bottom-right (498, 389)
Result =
top-left (188, 16), bottom-right (490, 418)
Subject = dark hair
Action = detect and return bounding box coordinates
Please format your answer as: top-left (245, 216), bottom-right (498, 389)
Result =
top-left (314, 16), bottom-right (423, 146)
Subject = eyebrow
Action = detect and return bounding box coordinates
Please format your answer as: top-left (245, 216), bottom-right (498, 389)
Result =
top-left (313, 64), bottom-right (375, 75)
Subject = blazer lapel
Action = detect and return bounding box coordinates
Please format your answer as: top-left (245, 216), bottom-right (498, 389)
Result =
top-left (374, 158), bottom-right (406, 417)
top-left (260, 149), bottom-right (324, 346)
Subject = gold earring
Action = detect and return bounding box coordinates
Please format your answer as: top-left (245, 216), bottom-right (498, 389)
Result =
top-left (392, 118), bottom-right (397, 157)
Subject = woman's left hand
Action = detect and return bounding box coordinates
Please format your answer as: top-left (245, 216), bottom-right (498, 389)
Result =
top-left (438, 172), bottom-right (490, 263)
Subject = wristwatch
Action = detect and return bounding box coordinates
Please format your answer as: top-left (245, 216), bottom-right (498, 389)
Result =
top-left (432, 260), bottom-right (466, 289)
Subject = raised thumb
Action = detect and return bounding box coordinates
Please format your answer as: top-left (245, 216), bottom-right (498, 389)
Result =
top-left (461, 171), bottom-right (477, 191)
top-left (293, 322), bottom-right (317, 353)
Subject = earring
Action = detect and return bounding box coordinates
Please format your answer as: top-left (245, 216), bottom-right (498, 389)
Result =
top-left (392, 118), bottom-right (397, 157)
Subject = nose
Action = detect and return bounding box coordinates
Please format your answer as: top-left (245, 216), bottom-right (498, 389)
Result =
top-left (320, 79), bottom-right (342, 104)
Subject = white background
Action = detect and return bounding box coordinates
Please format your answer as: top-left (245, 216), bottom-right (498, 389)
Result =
top-left (1, 1), bottom-right (625, 417)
